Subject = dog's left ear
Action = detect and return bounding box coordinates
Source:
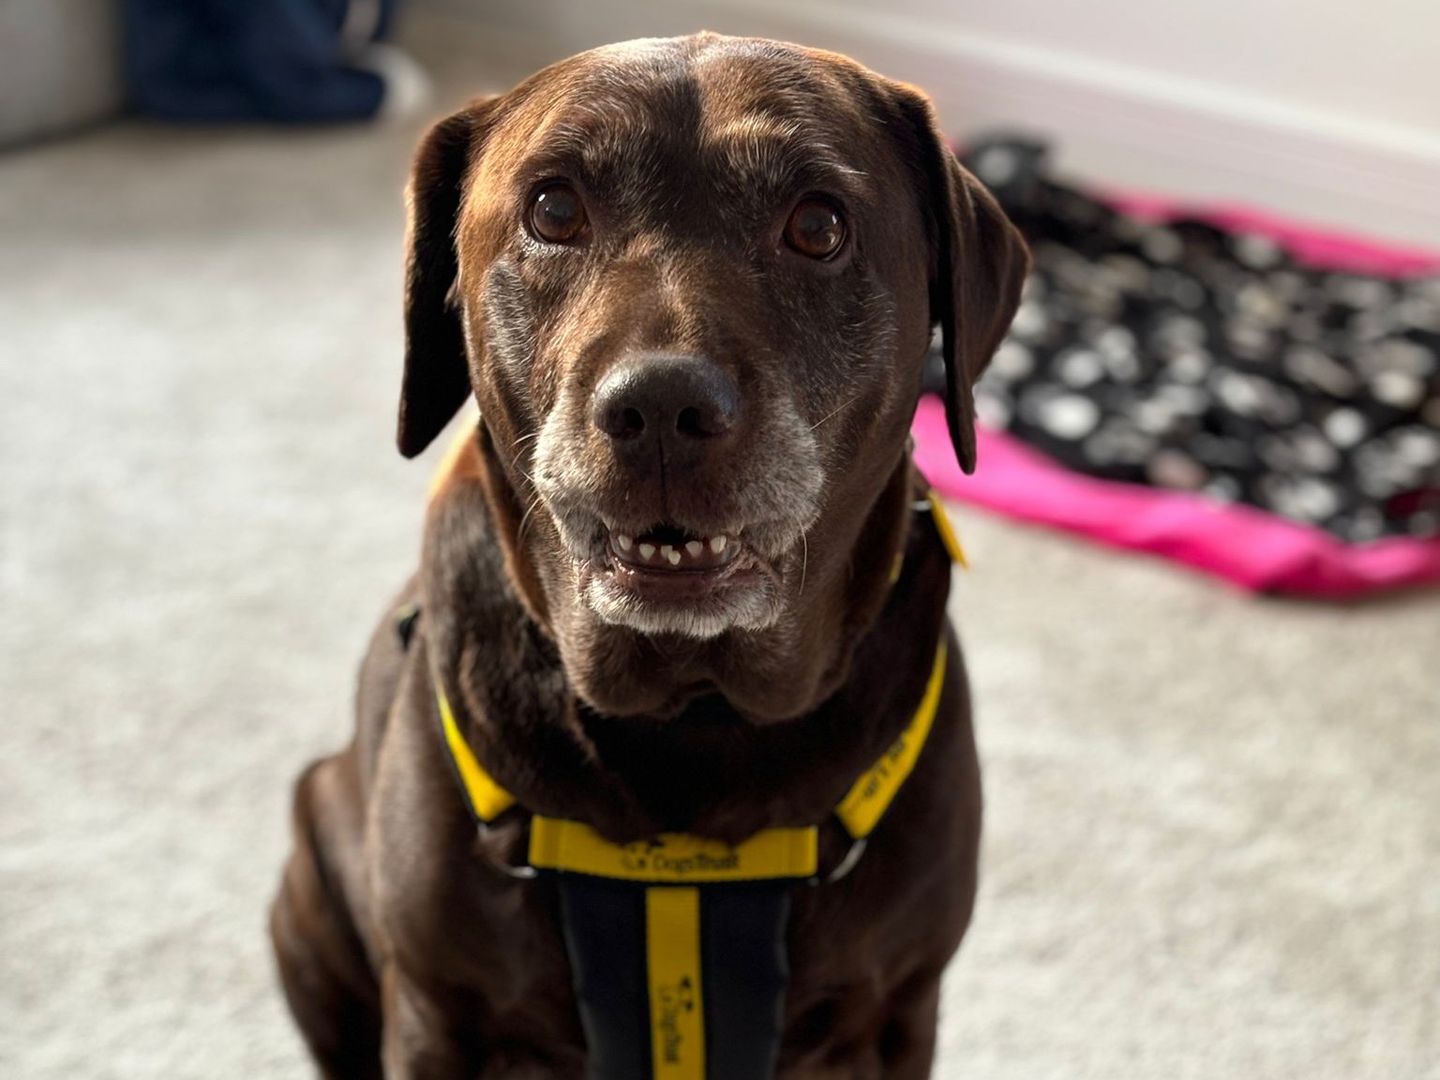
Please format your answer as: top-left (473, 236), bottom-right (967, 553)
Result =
top-left (397, 95), bottom-right (506, 459)
top-left (888, 86), bottom-right (1030, 474)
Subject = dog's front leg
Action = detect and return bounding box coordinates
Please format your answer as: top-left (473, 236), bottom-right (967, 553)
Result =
top-left (381, 962), bottom-right (582, 1080)
top-left (876, 970), bottom-right (944, 1080)
top-left (380, 962), bottom-right (474, 1080)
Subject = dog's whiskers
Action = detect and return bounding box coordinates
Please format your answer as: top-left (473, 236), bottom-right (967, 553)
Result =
top-left (809, 395), bottom-right (861, 432)
top-left (507, 433), bottom-right (544, 479)
top-left (516, 491), bottom-right (545, 546)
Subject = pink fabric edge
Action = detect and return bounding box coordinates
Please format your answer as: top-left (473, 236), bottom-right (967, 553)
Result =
top-left (1101, 190), bottom-right (1440, 277)
top-left (913, 397), bottom-right (1440, 598)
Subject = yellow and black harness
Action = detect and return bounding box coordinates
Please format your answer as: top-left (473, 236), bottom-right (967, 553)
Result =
top-left (425, 495), bottom-right (967, 1080)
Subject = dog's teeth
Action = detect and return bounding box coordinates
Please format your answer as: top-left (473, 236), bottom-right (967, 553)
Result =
top-left (616, 534), bottom-right (633, 552)
top-left (685, 541), bottom-right (703, 558)
top-left (710, 535), bottom-right (728, 554)
top-left (638, 542), bottom-right (656, 560)
top-left (662, 545), bottom-right (681, 566)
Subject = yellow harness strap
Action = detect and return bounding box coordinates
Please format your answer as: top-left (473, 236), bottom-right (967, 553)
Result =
top-left (530, 819), bottom-right (818, 882)
top-left (927, 492), bottom-right (969, 568)
top-left (645, 887), bottom-right (706, 1078)
top-left (835, 641), bottom-right (946, 840)
top-left (437, 686), bottom-right (516, 823)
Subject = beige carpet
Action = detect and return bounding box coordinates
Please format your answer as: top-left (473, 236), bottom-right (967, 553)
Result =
top-left (3, 15), bottom-right (1437, 1079)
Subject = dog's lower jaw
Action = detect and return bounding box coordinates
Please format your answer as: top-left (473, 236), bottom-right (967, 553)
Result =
top-left (541, 504), bottom-right (803, 641)
top-left (578, 555), bottom-right (784, 639)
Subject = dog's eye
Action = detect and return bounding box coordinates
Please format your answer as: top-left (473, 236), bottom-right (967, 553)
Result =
top-left (784, 198), bottom-right (846, 260)
top-left (529, 183), bottom-right (587, 244)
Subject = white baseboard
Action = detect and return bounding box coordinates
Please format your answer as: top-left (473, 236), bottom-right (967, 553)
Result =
top-left (416, 0), bottom-right (1440, 249)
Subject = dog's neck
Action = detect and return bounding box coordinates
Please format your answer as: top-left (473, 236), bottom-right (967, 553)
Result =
top-left (420, 422), bottom-right (952, 843)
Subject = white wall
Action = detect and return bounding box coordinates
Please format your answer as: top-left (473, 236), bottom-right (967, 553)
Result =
top-left (869, 0), bottom-right (1440, 134)
top-left (423, 0), bottom-right (1440, 246)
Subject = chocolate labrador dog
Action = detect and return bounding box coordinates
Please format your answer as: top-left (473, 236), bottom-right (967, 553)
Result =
top-left (271, 33), bottom-right (1026, 1080)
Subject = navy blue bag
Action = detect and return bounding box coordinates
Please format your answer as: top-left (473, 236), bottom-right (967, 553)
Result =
top-left (124, 0), bottom-right (402, 122)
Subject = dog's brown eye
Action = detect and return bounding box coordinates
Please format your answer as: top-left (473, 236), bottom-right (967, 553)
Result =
top-left (784, 198), bottom-right (846, 259)
top-left (529, 183), bottom-right (587, 243)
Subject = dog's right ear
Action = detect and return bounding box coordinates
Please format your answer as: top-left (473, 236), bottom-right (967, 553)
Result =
top-left (397, 96), bottom-right (504, 458)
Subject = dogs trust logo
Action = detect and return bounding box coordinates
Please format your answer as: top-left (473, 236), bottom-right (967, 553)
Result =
top-left (621, 838), bottom-right (668, 874)
top-left (654, 975), bottom-right (697, 1066)
top-left (622, 836), bottom-right (741, 877)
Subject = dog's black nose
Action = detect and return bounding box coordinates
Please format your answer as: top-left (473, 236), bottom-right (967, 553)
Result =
top-left (591, 355), bottom-right (739, 450)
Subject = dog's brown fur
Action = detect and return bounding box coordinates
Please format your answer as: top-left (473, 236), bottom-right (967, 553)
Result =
top-left (271, 33), bottom-right (1027, 1079)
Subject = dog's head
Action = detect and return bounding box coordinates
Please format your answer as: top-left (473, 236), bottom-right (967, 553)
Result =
top-left (404, 36), bottom-right (1026, 713)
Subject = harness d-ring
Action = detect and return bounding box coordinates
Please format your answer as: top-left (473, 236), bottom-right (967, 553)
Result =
top-left (822, 836), bottom-right (868, 885)
top-left (476, 822), bottom-right (540, 880)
